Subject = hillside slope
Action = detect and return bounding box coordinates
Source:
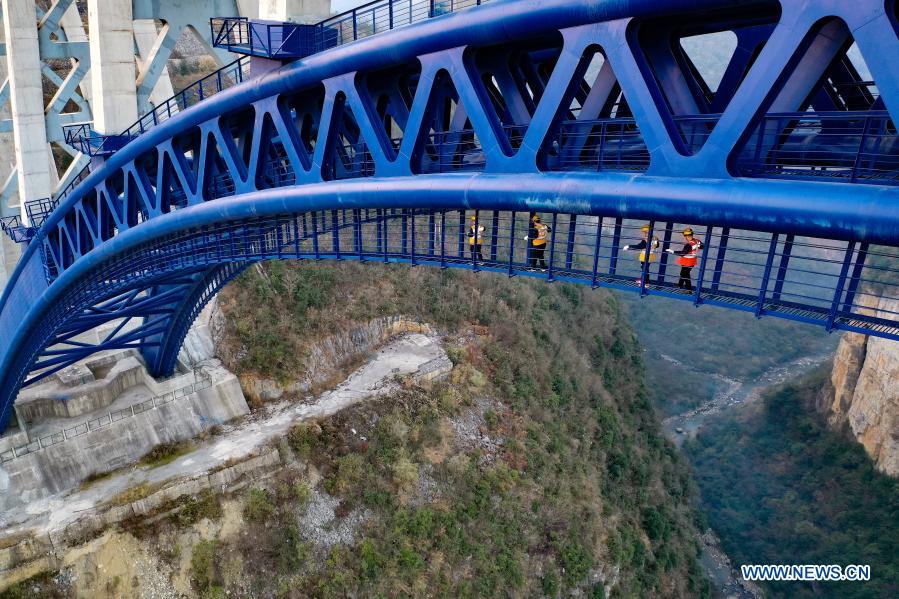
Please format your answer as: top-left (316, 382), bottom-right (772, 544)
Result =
top-left (212, 261), bottom-right (709, 597)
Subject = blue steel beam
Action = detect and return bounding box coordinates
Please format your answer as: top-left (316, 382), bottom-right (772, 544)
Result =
top-left (2, 0), bottom-right (899, 433)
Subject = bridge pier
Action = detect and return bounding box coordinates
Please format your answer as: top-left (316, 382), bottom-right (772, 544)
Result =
top-left (88, 0), bottom-right (139, 133)
top-left (1, 0), bottom-right (55, 210)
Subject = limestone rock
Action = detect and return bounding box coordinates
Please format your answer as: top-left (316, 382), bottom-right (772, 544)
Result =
top-left (828, 293), bottom-right (899, 477)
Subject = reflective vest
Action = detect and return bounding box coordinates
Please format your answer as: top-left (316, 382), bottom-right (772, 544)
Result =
top-left (469, 224), bottom-right (485, 245)
top-left (676, 238), bottom-right (703, 267)
top-left (532, 222), bottom-right (548, 246)
top-left (639, 238), bottom-right (660, 263)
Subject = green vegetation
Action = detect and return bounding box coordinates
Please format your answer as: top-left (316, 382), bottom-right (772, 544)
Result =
top-left (139, 440), bottom-right (195, 468)
top-left (624, 296), bottom-right (837, 416)
top-left (0, 571), bottom-right (66, 599)
top-left (212, 261), bottom-right (709, 597)
top-left (684, 368), bottom-right (899, 598)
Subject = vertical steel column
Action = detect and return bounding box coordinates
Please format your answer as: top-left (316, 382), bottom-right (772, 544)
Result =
top-left (472, 210), bottom-right (480, 271)
top-left (771, 234), bottom-right (794, 302)
top-left (591, 217), bottom-right (603, 288)
top-left (376, 209), bottom-right (383, 257)
top-left (710, 227), bottom-right (729, 292)
top-left (842, 242), bottom-right (869, 313)
top-left (609, 218), bottom-right (622, 276)
top-left (440, 211), bottom-right (447, 269)
top-left (332, 210), bottom-right (341, 259)
top-left (693, 228), bottom-right (713, 306)
top-left (657, 222), bottom-right (673, 283)
top-left (755, 233), bottom-right (779, 317)
top-left (639, 221), bottom-right (654, 296)
top-left (508, 211), bottom-right (516, 277)
top-left (354, 209), bottom-right (363, 261)
top-left (293, 215), bottom-right (301, 258)
top-left (827, 242), bottom-right (857, 332)
top-left (457, 211), bottom-right (465, 258)
top-left (547, 213), bottom-right (559, 281)
top-left (382, 209), bottom-right (389, 263)
top-left (410, 209), bottom-right (417, 265)
top-left (565, 214), bottom-right (577, 270)
top-left (312, 212), bottom-right (320, 259)
top-left (490, 210), bottom-right (499, 262)
top-left (401, 209), bottom-right (409, 255)
top-left (428, 211), bottom-right (436, 256)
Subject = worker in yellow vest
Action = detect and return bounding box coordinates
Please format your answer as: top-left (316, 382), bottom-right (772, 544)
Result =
top-left (469, 215), bottom-right (485, 261)
top-left (623, 224), bottom-right (660, 285)
top-left (524, 213), bottom-right (551, 269)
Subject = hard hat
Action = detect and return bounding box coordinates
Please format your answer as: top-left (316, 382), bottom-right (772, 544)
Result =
top-left (470, 215), bottom-right (477, 221)
top-left (532, 214), bottom-right (541, 222)
top-left (641, 225), bottom-right (650, 232)
top-left (683, 227), bottom-right (694, 236)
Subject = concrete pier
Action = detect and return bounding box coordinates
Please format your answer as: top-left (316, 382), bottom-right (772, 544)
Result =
top-left (87, 0), bottom-right (138, 133)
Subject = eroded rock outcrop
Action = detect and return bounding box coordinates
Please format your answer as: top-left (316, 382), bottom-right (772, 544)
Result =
top-left (826, 294), bottom-right (899, 477)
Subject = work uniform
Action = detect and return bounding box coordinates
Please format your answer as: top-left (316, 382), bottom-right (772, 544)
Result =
top-left (529, 221), bottom-right (550, 268)
top-left (673, 237), bottom-right (703, 290)
top-left (627, 235), bottom-right (660, 285)
top-left (469, 223), bottom-right (485, 261)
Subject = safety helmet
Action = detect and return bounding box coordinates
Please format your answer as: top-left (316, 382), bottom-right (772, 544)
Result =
top-left (470, 215), bottom-right (477, 221)
top-left (532, 214), bottom-right (541, 222)
top-left (683, 227), bottom-right (694, 236)
top-left (641, 225), bottom-right (650, 232)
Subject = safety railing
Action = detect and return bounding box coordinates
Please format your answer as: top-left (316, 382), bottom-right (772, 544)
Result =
top-left (211, 17), bottom-right (315, 59)
top-left (121, 57), bottom-right (251, 139)
top-left (0, 215), bottom-right (36, 244)
top-left (0, 374), bottom-right (214, 465)
top-left (313, 0), bottom-right (491, 52)
top-left (735, 111), bottom-right (899, 184)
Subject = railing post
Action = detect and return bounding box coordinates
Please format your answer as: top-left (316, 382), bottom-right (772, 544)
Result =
top-left (352, 10), bottom-right (358, 40)
top-left (457, 211), bottom-right (465, 258)
top-left (332, 210), bottom-right (341, 259)
top-left (842, 242), bottom-right (868, 314)
top-left (471, 210), bottom-right (480, 271)
top-left (771, 234), bottom-right (794, 302)
top-left (657, 222), bottom-right (673, 284)
top-left (547, 213), bottom-right (559, 281)
top-left (693, 228), bottom-right (713, 306)
top-left (755, 233), bottom-right (779, 317)
top-left (389, 0), bottom-right (394, 29)
top-left (354, 209), bottom-right (363, 260)
top-left (312, 211), bottom-right (320, 259)
top-left (410, 209), bottom-right (416, 265)
top-left (827, 242), bottom-right (857, 332)
top-left (591, 217), bottom-right (603, 288)
top-left (429, 0), bottom-right (435, 18)
top-left (850, 115), bottom-right (874, 183)
top-left (489, 210), bottom-right (499, 262)
top-left (508, 211), bottom-right (516, 277)
top-left (639, 221), bottom-right (654, 295)
top-left (440, 210), bottom-right (447, 269)
top-left (428, 210), bottom-right (436, 256)
top-left (401, 209), bottom-right (409, 255)
top-left (609, 217), bottom-right (622, 276)
top-left (565, 214), bottom-right (577, 270)
top-left (710, 227), bottom-right (729, 292)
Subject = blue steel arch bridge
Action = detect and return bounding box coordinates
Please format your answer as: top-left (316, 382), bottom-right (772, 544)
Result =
top-left (1, 0), bottom-right (899, 432)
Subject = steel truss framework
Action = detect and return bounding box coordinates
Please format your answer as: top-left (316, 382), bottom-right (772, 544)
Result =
top-left (1, 0), bottom-right (899, 432)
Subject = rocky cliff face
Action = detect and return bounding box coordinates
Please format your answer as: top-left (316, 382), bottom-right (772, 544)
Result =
top-left (825, 294), bottom-right (899, 477)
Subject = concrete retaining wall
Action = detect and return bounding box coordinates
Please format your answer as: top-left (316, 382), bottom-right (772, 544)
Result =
top-left (0, 367), bottom-right (248, 513)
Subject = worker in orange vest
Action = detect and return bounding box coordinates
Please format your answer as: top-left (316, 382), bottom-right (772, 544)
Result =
top-left (665, 227), bottom-right (704, 291)
top-left (623, 224), bottom-right (660, 285)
